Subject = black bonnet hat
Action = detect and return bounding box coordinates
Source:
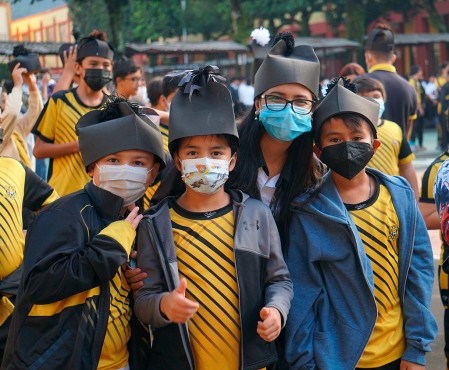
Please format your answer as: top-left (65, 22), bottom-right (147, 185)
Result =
top-left (254, 33), bottom-right (320, 98)
top-left (76, 98), bottom-right (165, 169)
top-left (168, 65), bottom-right (238, 155)
top-left (76, 36), bottom-right (114, 62)
top-left (313, 78), bottom-right (379, 143)
top-left (8, 44), bottom-right (41, 73)
top-left (365, 26), bottom-right (395, 53)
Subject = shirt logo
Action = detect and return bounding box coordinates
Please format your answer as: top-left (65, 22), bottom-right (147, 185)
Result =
top-left (388, 225), bottom-right (399, 241)
top-left (243, 220), bottom-right (260, 230)
top-left (4, 186), bottom-right (17, 200)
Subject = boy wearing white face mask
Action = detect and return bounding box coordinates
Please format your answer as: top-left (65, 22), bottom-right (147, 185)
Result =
top-left (352, 76), bottom-right (419, 200)
top-left (2, 96), bottom-right (165, 369)
top-left (134, 66), bottom-right (293, 370)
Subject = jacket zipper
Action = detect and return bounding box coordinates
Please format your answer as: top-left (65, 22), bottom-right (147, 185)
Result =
top-left (400, 204), bottom-right (415, 304)
top-left (233, 202), bottom-right (245, 370)
top-left (150, 216), bottom-right (195, 370)
top-left (347, 223), bottom-right (378, 370)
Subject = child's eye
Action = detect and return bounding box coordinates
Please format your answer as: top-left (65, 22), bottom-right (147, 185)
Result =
top-left (107, 158), bottom-right (119, 163)
top-left (132, 161), bottom-right (145, 166)
top-left (211, 151), bottom-right (224, 157)
top-left (329, 138), bottom-right (340, 143)
top-left (353, 136), bottom-right (363, 141)
top-left (186, 151), bottom-right (198, 156)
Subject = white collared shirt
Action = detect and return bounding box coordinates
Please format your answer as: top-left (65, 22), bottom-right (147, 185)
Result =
top-left (257, 167), bottom-right (280, 206)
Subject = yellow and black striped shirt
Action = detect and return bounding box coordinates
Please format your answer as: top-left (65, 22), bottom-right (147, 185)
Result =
top-left (98, 268), bottom-right (132, 370)
top-left (159, 123), bottom-right (169, 153)
top-left (0, 158), bottom-right (58, 280)
top-left (171, 202), bottom-right (240, 370)
top-left (420, 150), bottom-right (449, 307)
top-left (368, 120), bottom-right (414, 176)
top-left (347, 180), bottom-right (405, 367)
top-left (32, 88), bottom-right (106, 196)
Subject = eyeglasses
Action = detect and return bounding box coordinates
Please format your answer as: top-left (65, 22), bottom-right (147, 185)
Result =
top-left (261, 95), bottom-right (316, 114)
top-left (125, 77), bottom-right (141, 82)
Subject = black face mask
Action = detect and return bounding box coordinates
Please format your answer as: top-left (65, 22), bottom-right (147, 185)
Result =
top-left (320, 141), bottom-right (374, 180)
top-left (84, 68), bottom-right (112, 91)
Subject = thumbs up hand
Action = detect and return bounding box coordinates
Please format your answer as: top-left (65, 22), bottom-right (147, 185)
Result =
top-left (257, 307), bottom-right (282, 342)
top-left (160, 278), bottom-right (199, 323)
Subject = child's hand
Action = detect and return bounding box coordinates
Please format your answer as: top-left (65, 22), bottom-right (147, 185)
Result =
top-left (11, 63), bottom-right (27, 87)
top-left (124, 250), bottom-right (148, 291)
top-left (399, 360), bottom-right (425, 370)
top-left (160, 278), bottom-right (199, 323)
top-left (257, 307), bottom-right (281, 342)
top-left (125, 206), bottom-right (142, 229)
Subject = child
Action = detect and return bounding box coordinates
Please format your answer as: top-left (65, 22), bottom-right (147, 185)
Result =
top-left (2, 97), bottom-right (165, 370)
top-left (284, 78), bottom-right (436, 370)
top-left (134, 66), bottom-right (293, 370)
top-left (352, 77), bottom-right (419, 200)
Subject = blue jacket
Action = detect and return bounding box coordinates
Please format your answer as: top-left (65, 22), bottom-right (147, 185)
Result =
top-left (284, 168), bottom-right (437, 370)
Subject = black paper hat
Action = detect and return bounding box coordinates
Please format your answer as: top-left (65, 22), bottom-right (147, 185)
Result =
top-left (365, 26), bottom-right (394, 53)
top-left (312, 79), bottom-right (379, 143)
top-left (254, 39), bottom-right (320, 98)
top-left (8, 45), bottom-right (41, 73)
top-left (167, 65), bottom-right (238, 155)
top-left (76, 101), bottom-right (165, 169)
top-left (58, 43), bottom-right (75, 65)
top-left (76, 37), bottom-right (114, 62)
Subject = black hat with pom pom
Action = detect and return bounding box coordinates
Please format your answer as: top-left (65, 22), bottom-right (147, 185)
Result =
top-left (254, 32), bottom-right (320, 98)
top-left (8, 44), bottom-right (41, 73)
top-left (167, 65), bottom-right (238, 156)
top-left (312, 78), bottom-right (379, 143)
top-left (76, 97), bottom-right (165, 169)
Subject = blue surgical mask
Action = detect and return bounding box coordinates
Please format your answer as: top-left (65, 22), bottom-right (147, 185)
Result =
top-left (259, 104), bottom-right (312, 141)
top-left (373, 98), bottom-right (385, 120)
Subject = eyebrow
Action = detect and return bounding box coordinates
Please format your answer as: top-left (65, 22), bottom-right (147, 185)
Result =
top-left (266, 91), bottom-right (310, 99)
top-left (182, 144), bottom-right (226, 150)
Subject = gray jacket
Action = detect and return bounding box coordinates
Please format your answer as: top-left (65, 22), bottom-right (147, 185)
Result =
top-left (135, 190), bottom-right (293, 370)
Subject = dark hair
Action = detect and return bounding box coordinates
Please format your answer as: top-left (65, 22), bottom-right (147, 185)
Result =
top-left (339, 63), bottom-right (366, 79)
top-left (77, 29), bottom-right (110, 63)
top-left (2, 80), bottom-right (14, 95)
top-left (228, 107), bottom-right (322, 252)
top-left (147, 76), bottom-right (163, 106)
top-left (170, 134), bottom-right (239, 157)
top-left (113, 57), bottom-right (141, 84)
top-left (162, 73), bottom-right (182, 97)
top-left (352, 76), bottom-right (386, 100)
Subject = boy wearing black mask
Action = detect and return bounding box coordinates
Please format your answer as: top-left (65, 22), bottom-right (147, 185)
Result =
top-left (32, 29), bottom-right (114, 196)
top-left (284, 78), bottom-right (436, 370)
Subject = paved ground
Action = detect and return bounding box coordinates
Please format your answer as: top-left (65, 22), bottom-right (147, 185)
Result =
top-left (413, 129), bottom-right (445, 369)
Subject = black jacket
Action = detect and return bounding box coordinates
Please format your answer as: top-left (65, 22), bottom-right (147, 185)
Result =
top-left (2, 182), bottom-right (150, 370)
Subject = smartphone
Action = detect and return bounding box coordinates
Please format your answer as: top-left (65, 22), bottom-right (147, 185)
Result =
top-left (127, 258), bottom-right (136, 269)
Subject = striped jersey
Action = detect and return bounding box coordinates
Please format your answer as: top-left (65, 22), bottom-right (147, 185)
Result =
top-left (0, 158), bottom-right (57, 280)
top-left (346, 179), bottom-right (405, 367)
top-left (98, 268), bottom-right (132, 370)
top-left (368, 119), bottom-right (414, 176)
top-left (32, 88), bottom-right (106, 196)
top-left (171, 202), bottom-right (240, 370)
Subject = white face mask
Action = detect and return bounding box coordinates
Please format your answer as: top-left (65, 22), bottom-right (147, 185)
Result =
top-left (96, 164), bottom-right (152, 206)
top-left (181, 157), bottom-right (232, 194)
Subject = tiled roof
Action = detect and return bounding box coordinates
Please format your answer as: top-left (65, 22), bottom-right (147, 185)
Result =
top-left (11, 0), bottom-right (66, 20)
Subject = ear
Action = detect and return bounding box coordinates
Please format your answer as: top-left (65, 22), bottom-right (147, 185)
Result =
top-left (229, 153), bottom-right (238, 172)
top-left (373, 138), bottom-right (381, 152)
top-left (390, 53), bottom-right (397, 65)
top-left (74, 62), bottom-right (82, 76)
top-left (174, 153), bottom-right (182, 172)
top-left (254, 97), bottom-right (261, 112)
top-left (312, 144), bottom-right (322, 158)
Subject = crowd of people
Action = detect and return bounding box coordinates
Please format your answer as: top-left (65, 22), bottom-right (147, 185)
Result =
top-left (0, 21), bottom-right (447, 370)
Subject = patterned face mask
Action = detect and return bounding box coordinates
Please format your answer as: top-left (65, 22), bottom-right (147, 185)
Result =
top-left (180, 157), bottom-right (233, 194)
